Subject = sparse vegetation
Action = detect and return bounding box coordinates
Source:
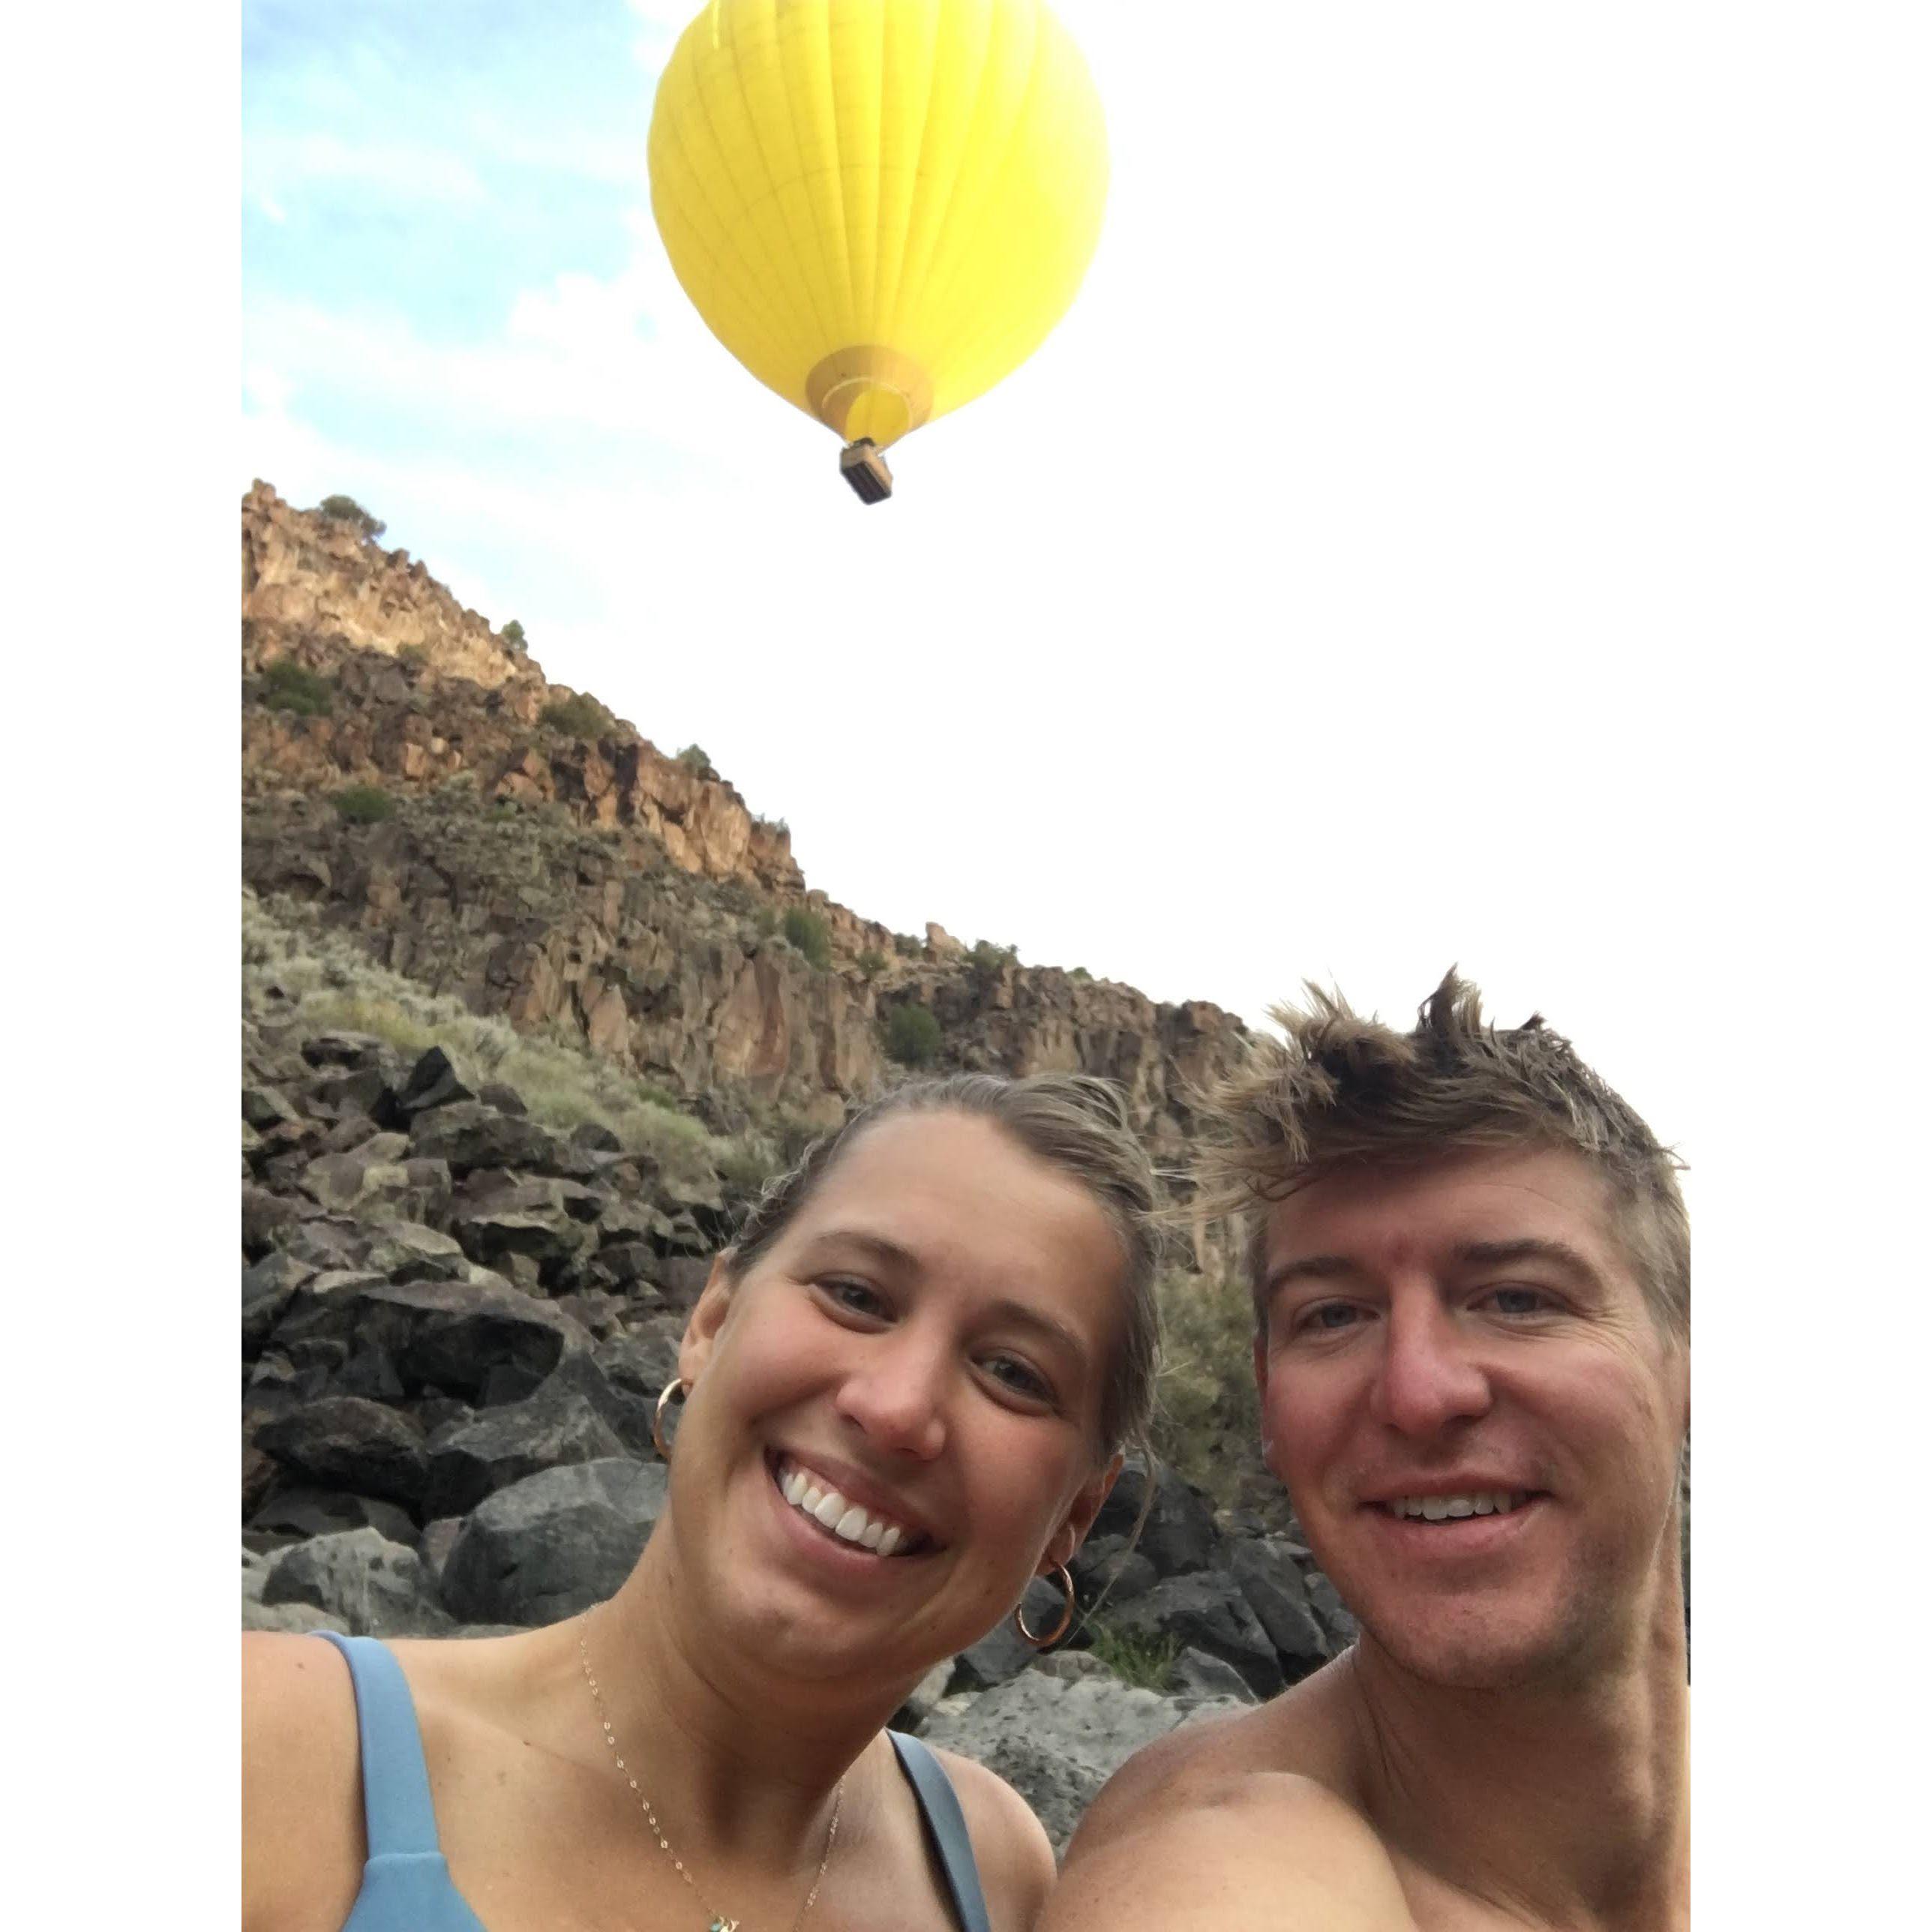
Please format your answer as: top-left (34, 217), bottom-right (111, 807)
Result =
top-left (782, 907), bottom-right (832, 970)
top-left (754, 814), bottom-right (789, 838)
top-left (884, 1002), bottom-right (942, 1068)
top-left (970, 940), bottom-right (1020, 974)
top-left (892, 932), bottom-right (922, 959)
top-left (856, 950), bottom-right (888, 981)
top-left (318, 494), bottom-right (386, 540)
top-left (333, 784), bottom-right (395, 825)
top-left (259, 658), bottom-right (334, 717)
top-left (1154, 1270), bottom-right (1264, 1510)
top-left (676, 743), bottom-right (710, 776)
top-left (539, 694), bottom-right (614, 739)
top-left (1069, 966), bottom-right (1093, 982)
top-left (242, 891), bottom-right (730, 1184)
top-left (500, 620), bottom-right (526, 650)
top-left (1084, 1621), bottom-right (1179, 1692)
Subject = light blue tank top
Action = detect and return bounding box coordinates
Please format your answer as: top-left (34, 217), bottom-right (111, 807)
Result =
top-left (314, 1631), bottom-right (992, 1932)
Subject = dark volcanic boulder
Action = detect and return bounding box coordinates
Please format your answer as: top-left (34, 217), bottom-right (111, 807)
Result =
top-left (439, 1458), bottom-right (668, 1626)
top-left (422, 1375), bottom-right (628, 1519)
top-left (254, 1395), bottom-right (428, 1510)
top-left (410, 1102), bottom-right (571, 1178)
top-left (249, 1486), bottom-right (418, 1547)
top-left (1105, 1573), bottom-right (1285, 1700)
top-left (1229, 1538), bottom-right (1331, 1680)
top-left (273, 1275), bottom-right (590, 1402)
top-left (950, 1574), bottom-right (1076, 1691)
top-left (1090, 1458), bottom-right (1222, 1579)
top-left (261, 1527), bottom-right (452, 1636)
top-left (394, 1046), bottom-right (476, 1118)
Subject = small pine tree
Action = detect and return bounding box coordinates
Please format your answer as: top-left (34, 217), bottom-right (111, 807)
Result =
top-left (884, 1003), bottom-right (942, 1068)
top-left (501, 620), bottom-right (526, 650)
top-left (782, 907), bottom-right (832, 970)
top-left (676, 743), bottom-right (711, 776)
top-left (317, 494), bottom-right (386, 540)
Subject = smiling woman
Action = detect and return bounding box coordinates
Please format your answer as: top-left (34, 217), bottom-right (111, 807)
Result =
top-left (242, 1072), bottom-right (1160, 1932)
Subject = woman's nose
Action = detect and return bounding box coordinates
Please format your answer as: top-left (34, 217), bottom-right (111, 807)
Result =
top-left (833, 1336), bottom-right (949, 1460)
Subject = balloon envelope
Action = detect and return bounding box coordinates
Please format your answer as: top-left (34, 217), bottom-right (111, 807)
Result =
top-left (649, 0), bottom-right (1108, 454)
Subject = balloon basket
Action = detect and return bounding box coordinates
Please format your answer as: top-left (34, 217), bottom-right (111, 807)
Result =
top-left (839, 439), bottom-right (894, 504)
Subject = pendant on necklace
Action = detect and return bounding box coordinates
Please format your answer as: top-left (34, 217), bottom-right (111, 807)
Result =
top-left (707, 1921), bottom-right (739, 1932)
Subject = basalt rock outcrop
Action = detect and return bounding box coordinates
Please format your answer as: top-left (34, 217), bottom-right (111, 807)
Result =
top-left (241, 484), bottom-right (1251, 1161)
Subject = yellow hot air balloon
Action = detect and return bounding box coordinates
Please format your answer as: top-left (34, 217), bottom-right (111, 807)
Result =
top-left (648, 0), bottom-right (1108, 501)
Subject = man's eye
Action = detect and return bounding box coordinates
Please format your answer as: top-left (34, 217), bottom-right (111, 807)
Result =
top-left (1297, 1302), bottom-right (1364, 1335)
top-left (1484, 1286), bottom-right (1552, 1316)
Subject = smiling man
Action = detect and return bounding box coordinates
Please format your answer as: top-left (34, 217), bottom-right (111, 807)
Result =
top-left (1042, 973), bottom-right (1690, 1932)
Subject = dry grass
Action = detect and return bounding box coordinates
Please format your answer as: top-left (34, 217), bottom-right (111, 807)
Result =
top-left (243, 890), bottom-right (725, 1181)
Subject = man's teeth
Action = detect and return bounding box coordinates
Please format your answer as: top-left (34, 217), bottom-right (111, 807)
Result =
top-left (779, 1463), bottom-right (908, 1556)
top-left (1388, 1490), bottom-right (1528, 1520)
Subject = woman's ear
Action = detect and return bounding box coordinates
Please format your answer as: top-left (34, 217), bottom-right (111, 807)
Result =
top-left (1043, 1449), bottom-right (1124, 1573)
top-left (678, 1251), bottom-right (740, 1387)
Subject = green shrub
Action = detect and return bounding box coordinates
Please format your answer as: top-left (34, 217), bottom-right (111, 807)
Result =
top-left (1069, 966), bottom-right (1093, 982)
top-left (782, 907), bottom-right (832, 970)
top-left (318, 494), bottom-right (386, 540)
top-left (676, 743), bottom-right (710, 775)
top-left (1154, 1270), bottom-right (1264, 1510)
top-left (259, 658), bottom-right (334, 717)
top-left (970, 939), bottom-right (1019, 974)
top-left (892, 932), bottom-right (922, 959)
top-left (539, 694), bottom-right (612, 739)
top-left (856, 949), bottom-right (888, 980)
top-left (884, 1003), bottom-right (941, 1068)
top-left (1085, 1622), bottom-right (1179, 1692)
top-left (333, 784), bottom-right (394, 825)
top-left (501, 620), bottom-right (526, 650)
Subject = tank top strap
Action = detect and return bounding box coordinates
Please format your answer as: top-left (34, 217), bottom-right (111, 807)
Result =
top-left (314, 1632), bottom-right (443, 1859)
top-left (888, 1730), bottom-right (993, 1932)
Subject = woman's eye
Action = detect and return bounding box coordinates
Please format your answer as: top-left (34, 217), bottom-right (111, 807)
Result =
top-left (820, 1277), bottom-right (888, 1319)
top-left (980, 1354), bottom-right (1054, 1405)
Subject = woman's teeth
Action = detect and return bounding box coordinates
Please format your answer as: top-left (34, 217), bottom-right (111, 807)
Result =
top-left (778, 1462), bottom-right (910, 1556)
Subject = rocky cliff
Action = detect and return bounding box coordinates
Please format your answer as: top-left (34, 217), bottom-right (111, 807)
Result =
top-left (242, 482), bottom-right (1252, 1162)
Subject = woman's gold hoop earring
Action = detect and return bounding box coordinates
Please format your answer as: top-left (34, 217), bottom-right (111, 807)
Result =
top-left (652, 1378), bottom-right (688, 1460)
top-left (1014, 1563), bottom-right (1076, 1648)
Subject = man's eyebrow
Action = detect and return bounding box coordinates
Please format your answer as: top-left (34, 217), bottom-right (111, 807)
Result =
top-left (1258, 1253), bottom-right (1366, 1301)
top-left (1453, 1238), bottom-right (1605, 1288)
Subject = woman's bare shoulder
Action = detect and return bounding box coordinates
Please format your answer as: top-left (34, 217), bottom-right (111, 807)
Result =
top-left (242, 1633), bottom-right (366, 1932)
top-left (916, 1743), bottom-right (1058, 1932)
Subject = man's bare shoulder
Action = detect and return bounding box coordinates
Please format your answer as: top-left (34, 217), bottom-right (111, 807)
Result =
top-left (1042, 1676), bottom-right (1411, 1932)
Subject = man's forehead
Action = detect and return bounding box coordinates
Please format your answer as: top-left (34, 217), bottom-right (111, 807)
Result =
top-left (1262, 1145), bottom-right (1618, 1269)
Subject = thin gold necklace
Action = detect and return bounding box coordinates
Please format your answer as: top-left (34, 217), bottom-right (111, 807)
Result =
top-left (576, 1610), bottom-right (845, 1932)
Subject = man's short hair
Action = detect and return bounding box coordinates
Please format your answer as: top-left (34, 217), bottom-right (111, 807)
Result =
top-left (1196, 970), bottom-right (1689, 1336)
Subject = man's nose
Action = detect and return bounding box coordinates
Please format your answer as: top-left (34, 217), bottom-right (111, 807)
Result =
top-left (834, 1334), bottom-right (949, 1460)
top-left (1366, 1298), bottom-right (1493, 1436)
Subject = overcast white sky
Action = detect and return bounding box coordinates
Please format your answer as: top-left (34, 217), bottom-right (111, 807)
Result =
top-left (236, 0), bottom-right (1923, 1172)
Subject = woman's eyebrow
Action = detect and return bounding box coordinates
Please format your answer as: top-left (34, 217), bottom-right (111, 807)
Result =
top-left (794, 1229), bottom-right (922, 1273)
top-left (982, 1298), bottom-right (1090, 1364)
